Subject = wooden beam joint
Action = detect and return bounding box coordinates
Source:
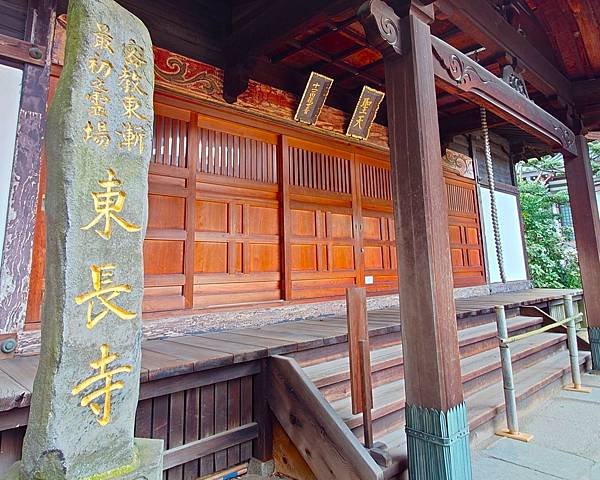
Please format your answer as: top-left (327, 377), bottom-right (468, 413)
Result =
top-left (0, 33), bottom-right (47, 67)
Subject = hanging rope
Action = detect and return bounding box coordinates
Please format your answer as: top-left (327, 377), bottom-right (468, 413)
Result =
top-left (480, 107), bottom-right (507, 283)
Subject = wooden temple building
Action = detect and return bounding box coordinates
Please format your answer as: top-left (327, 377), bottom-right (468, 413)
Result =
top-left (0, 0), bottom-right (600, 478)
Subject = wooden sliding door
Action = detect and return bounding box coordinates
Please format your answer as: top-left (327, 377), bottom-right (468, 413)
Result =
top-left (287, 138), bottom-right (357, 299)
top-left (444, 170), bottom-right (486, 287)
top-left (194, 116), bottom-right (281, 308)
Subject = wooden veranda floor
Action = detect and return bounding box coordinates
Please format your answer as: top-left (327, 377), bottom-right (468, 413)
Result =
top-left (0, 288), bottom-right (582, 414)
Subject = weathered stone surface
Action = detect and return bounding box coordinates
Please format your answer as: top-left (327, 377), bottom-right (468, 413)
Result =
top-left (15, 0), bottom-right (157, 478)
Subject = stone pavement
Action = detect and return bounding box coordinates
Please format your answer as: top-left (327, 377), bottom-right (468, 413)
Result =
top-left (473, 373), bottom-right (600, 479)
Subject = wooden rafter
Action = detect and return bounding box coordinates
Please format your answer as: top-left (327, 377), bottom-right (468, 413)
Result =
top-left (223, 0), bottom-right (365, 102)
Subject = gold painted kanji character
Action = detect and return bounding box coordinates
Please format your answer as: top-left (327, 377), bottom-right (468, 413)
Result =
top-left (81, 168), bottom-right (141, 240)
top-left (93, 23), bottom-right (114, 54)
top-left (353, 114), bottom-right (365, 130)
top-left (88, 54), bottom-right (113, 78)
top-left (122, 95), bottom-right (147, 120)
top-left (117, 122), bottom-right (146, 154)
top-left (75, 263), bottom-right (137, 329)
top-left (123, 39), bottom-right (146, 69)
top-left (72, 344), bottom-right (132, 426)
top-left (118, 65), bottom-right (147, 96)
top-left (86, 79), bottom-right (110, 117)
top-left (360, 96), bottom-right (373, 114)
top-left (83, 121), bottom-right (111, 148)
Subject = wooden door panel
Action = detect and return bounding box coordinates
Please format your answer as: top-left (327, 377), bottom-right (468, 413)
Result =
top-left (364, 246), bottom-right (384, 270)
top-left (247, 206), bottom-right (279, 235)
top-left (329, 213), bottom-right (353, 239)
top-left (291, 244), bottom-right (318, 271)
top-left (196, 200), bottom-right (228, 232)
top-left (332, 245), bottom-right (355, 271)
top-left (249, 244), bottom-right (279, 272)
top-left (291, 209), bottom-right (317, 237)
top-left (195, 242), bottom-right (228, 273)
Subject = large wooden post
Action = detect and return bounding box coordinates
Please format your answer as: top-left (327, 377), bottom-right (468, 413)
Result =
top-left (564, 135), bottom-right (600, 370)
top-left (360, 1), bottom-right (472, 478)
top-left (0, 0), bottom-right (56, 335)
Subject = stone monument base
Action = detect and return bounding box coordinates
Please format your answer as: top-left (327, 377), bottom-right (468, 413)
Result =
top-left (3, 438), bottom-right (163, 480)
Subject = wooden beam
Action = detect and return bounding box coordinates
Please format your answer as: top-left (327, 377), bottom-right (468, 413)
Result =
top-left (430, 35), bottom-right (577, 156)
top-left (0, 33), bottom-right (46, 67)
top-left (278, 135), bottom-right (292, 300)
top-left (435, 0), bottom-right (573, 103)
top-left (360, 0), bottom-right (464, 413)
top-left (359, 2), bottom-right (472, 475)
top-left (564, 135), bottom-right (600, 370)
top-left (163, 423), bottom-right (258, 470)
top-left (0, 0), bottom-right (56, 334)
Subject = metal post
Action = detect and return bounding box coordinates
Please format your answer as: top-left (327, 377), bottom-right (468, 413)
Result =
top-left (563, 295), bottom-right (592, 393)
top-left (495, 305), bottom-right (533, 442)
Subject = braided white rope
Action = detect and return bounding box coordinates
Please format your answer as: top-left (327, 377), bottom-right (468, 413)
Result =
top-left (480, 107), bottom-right (507, 283)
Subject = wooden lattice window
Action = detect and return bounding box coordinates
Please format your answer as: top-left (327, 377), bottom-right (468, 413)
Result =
top-left (151, 115), bottom-right (189, 168)
top-left (360, 163), bottom-right (392, 201)
top-left (197, 128), bottom-right (277, 183)
top-left (288, 146), bottom-right (352, 194)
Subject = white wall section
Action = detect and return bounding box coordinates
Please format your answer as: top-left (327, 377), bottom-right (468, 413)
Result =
top-left (480, 187), bottom-right (528, 283)
top-left (0, 64), bottom-right (23, 269)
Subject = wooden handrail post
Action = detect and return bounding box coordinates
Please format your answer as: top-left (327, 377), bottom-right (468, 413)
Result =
top-left (346, 286), bottom-right (372, 417)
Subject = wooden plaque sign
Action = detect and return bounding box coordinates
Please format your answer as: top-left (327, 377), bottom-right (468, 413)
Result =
top-left (294, 72), bottom-right (333, 125)
top-left (346, 86), bottom-right (385, 140)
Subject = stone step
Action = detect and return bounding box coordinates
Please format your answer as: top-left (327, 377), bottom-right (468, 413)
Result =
top-left (304, 315), bottom-right (544, 403)
top-left (329, 332), bottom-right (568, 439)
top-left (374, 350), bottom-right (591, 480)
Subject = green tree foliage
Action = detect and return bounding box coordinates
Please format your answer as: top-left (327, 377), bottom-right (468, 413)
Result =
top-left (518, 180), bottom-right (581, 288)
top-left (517, 141), bottom-right (600, 288)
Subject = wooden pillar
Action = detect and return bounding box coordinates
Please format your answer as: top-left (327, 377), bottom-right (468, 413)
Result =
top-left (564, 135), bottom-right (600, 370)
top-left (0, 0), bottom-right (56, 334)
top-left (359, 1), bottom-right (472, 478)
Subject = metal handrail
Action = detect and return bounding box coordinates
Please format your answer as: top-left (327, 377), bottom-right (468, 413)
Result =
top-left (494, 294), bottom-right (590, 443)
top-left (499, 313), bottom-right (582, 345)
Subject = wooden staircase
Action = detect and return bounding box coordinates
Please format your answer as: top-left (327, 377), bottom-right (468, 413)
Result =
top-left (278, 307), bottom-right (591, 479)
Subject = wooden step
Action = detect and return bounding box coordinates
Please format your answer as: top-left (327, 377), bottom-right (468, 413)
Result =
top-left (329, 332), bottom-right (568, 438)
top-left (373, 350), bottom-right (591, 480)
top-left (303, 315), bottom-right (544, 402)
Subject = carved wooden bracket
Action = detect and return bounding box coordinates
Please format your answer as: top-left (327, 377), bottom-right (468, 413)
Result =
top-left (430, 36), bottom-right (576, 155)
top-left (358, 0), bottom-right (402, 58)
top-left (357, 0), bottom-right (576, 155)
top-left (502, 64), bottom-right (529, 99)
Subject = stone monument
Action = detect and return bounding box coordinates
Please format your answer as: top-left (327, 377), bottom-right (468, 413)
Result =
top-left (5, 0), bottom-right (162, 478)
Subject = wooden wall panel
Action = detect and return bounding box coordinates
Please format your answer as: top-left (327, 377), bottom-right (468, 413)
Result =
top-left (0, 364), bottom-right (260, 480)
top-left (444, 171), bottom-right (486, 287)
top-left (142, 106), bottom-right (194, 313)
top-left (29, 96), bottom-right (490, 321)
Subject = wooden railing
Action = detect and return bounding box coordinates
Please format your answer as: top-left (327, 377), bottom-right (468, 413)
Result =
top-left (0, 360), bottom-right (267, 479)
top-left (268, 355), bottom-right (383, 480)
